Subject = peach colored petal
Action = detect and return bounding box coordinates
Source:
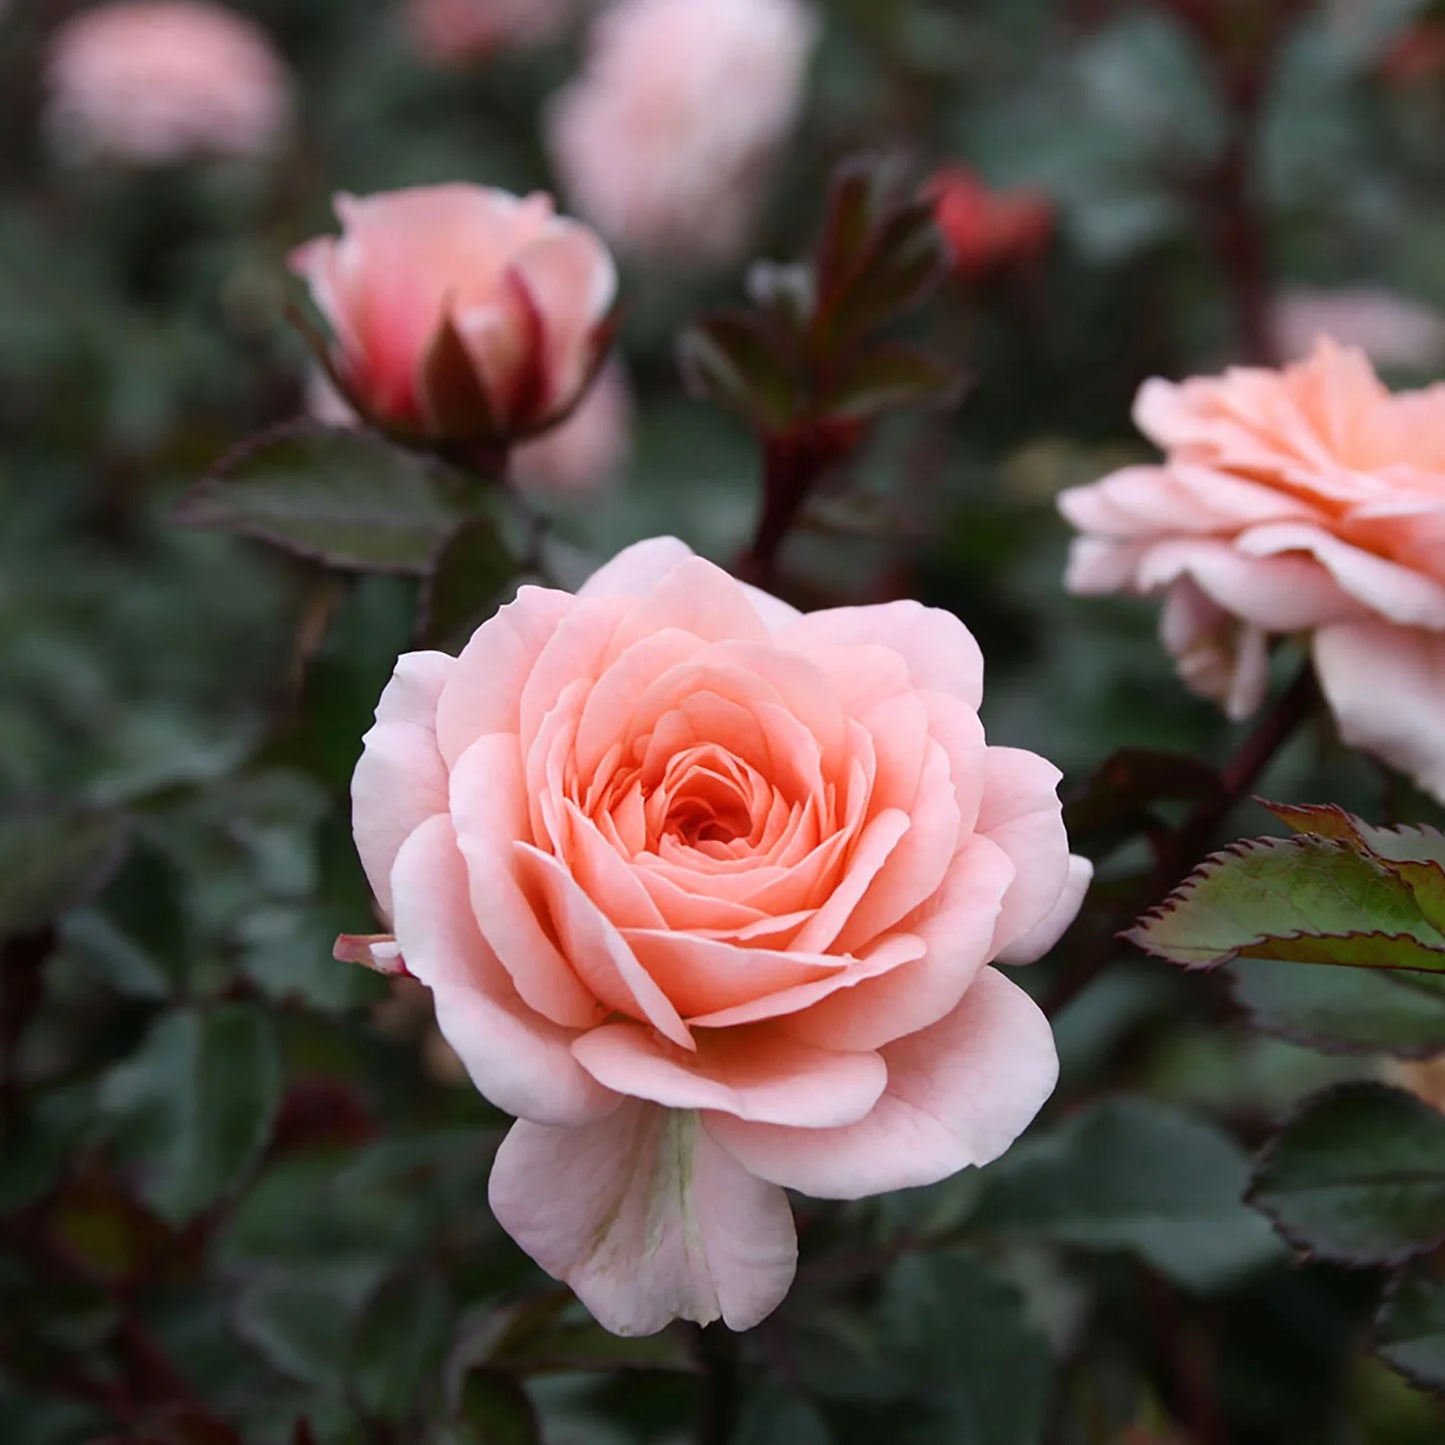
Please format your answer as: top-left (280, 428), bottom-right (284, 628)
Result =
top-left (704, 967), bottom-right (1057, 1198)
top-left (352, 650), bottom-right (454, 917)
top-left (390, 816), bottom-right (616, 1124)
top-left (621, 928), bottom-right (848, 1018)
top-left (450, 733), bottom-right (605, 1029)
top-left (975, 747), bottom-right (1073, 955)
top-left (435, 584), bottom-right (575, 764)
top-left (1314, 621), bottom-right (1445, 803)
top-left (780, 600), bottom-right (985, 708)
top-left (995, 853), bottom-right (1093, 965)
top-left (780, 832), bottom-right (1015, 1051)
top-left (571, 1022), bottom-right (886, 1125)
top-left (787, 808), bottom-right (911, 954)
top-left (490, 1103), bottom-right (796, 1334)
top-left (577, 536), bottom-right (698, 598)
top-left (514, 843), bottom-right (695, 1049)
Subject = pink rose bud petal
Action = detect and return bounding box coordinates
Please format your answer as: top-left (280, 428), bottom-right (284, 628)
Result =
top-left (347, 538), bottom-right (1087, 1334)
top-left (1058, 338), bottom-right (1445, 802)
top-left (290, 184), bottom-right (617, 445)
top-left (333, 933), bottom-right (411, 976)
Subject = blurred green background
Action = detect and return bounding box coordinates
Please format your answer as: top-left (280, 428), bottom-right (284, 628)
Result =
top-left (4, 1), bottom-right (1445, 1441)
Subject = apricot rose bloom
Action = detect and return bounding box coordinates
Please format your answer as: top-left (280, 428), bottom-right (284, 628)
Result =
top-left (290, 185), bottom-right (616, 444)
top-left (1059, 340), bottom-right (1445, 800)
top-left (45, 1), bottom-right (291, 166)
top-left (346, 538), bottom-right (1089, 1334)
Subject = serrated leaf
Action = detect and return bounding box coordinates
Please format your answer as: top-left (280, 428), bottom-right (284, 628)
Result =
top-left (1248, 1082), bottom-right (1445, 1266)
top-left (350, 1267), bottom-right (454, 1421)
top-left (1127, 837), bottom-right (1445, 971)
top-left (179, 426), bottom-right (459, 574)
top-left (973, 1098), bottom-right (1282, 1290)
top-left (676, 313), bottom-right (799, 429)
top-left (1227, 958), bottom-right (1445, 1058)
top-left (1374, 1260), bottom-right (1445, 1397)
top-left (823, 344), bottom-right (968, 422)
top-left (99, 1004), bottom-right (283, 1224)
top-left (0, 804), bottom-right (128, 940)
top-left (878, 1253), bottom-right (1052, 1445)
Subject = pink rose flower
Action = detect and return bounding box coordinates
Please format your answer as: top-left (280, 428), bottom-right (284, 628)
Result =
top-left (1270, 287), bottom-right (1445, 371)
top-left (546, 0), bottom-right (816, 264)
top-left (45, 1), bottom-right (291, 166)
top-left (408, 0), bottom-right (573, 67)
top-left (343, 538), bottom-right (1088, 1334)
top-left (290, 185), bottom-right (616, 444)
top-left (512, 360), bottom-right (632, 498)
top-left (1059, 339), bottom-right (1445, 799)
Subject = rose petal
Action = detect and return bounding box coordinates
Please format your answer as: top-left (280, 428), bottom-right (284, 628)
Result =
top-left (705, 967), bottom-right (1058, 1198)
top-left (352, 650), bottom-right (454, 916)
top-left (489, 1102), bottom-right (796, 1334)
top-left (994, 852), bottom-right (1093, 965)
top-left (571, 1022), bottom-right (886, 1125)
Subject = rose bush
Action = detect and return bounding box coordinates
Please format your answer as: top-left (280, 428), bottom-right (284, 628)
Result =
top-left (1059, 339), bottom-right (1445, 799)
top-left (290, 184), bottom-right (616, 445)
top-left (342, 537), bottom-right (1089, 1335)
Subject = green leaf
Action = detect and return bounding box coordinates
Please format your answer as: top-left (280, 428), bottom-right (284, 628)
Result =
top-left (1248, 1082), bottom-right (1445, 1266)
top-left (823, 344), bottom-right (968, 422)
top-left (98, 1004), bottom-right (283, 1224)
top-left (447, 1369), bottom-right (541, 1445)
top-left (1227, 958), bottom-right (1445, 1058)
top-left (1375, 1260), bottom-right (1445, 1397)
top-left (0, 804), bottom-right (127, 940)
top-left (1127, 837), bottom-right (1445, 971)
top-left (0, 1083), bottom-right (93, 1212)
top-left (877, 1252), bottom-right (1052, 1445)
top-left (735, 1384), bottom-right (832, 1445)
top-left (235, 1274), bottom-right (368, 1387)
top-left (973, 1098), bottom-right (1282, 1290)
top-left (349, 1267), bottom-right (454, 1421)
top-left (179, 426), bottom-right (459, 574)
top-left (676, 313), bottom-right (799, 430)
top-left (417, 511), bottom-right (516, 649)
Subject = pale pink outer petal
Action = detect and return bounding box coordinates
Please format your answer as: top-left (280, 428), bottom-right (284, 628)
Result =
top-left (577, 536), bottom-right (697, 598)
top-left (352, 651), bottom-right (455, 917)
top-left (489, 1102), bottom-right (797, 1335)
top-left (390, 816), bottom-right (616, 1125)
top-left (1314, 621), bottom-right (1445, 804)
top-left (994, 853), bottom-right (1093, 965)
top-left (974, 747), bottom-right (1073, 955)
top-left (779, 601), bottom-right (985, 708)
top-left (570, 1022), bottom-right (886, 1125)
top-left (704, 967), bottom-right (1058, 1199)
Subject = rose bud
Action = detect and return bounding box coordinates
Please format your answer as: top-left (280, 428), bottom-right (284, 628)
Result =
top-left (290, 184), bottom-right (618, 449)
top-left (925, 166), bottom-right (1055, 280)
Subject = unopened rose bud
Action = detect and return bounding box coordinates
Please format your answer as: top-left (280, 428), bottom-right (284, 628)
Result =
top-left (290, 184), bottom-right (617, 449)
top-left (924, 167), bottom-right (1055, 280)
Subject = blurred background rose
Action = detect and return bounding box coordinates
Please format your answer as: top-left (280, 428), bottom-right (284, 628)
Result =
top-left (407, 0), bottom-right (575, 68)
top-left (44, 0), bottom-right (292, 165)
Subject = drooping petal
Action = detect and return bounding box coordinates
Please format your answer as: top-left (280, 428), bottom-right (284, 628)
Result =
top-left (1314, 620), bottom-right (1445, 803)
top-left (489, 1103), bottom-right (797, 1335)
top-left (994, 853), bottom-right (1093, 965)
top-left (705, 967), bottom-right (1057, 1199)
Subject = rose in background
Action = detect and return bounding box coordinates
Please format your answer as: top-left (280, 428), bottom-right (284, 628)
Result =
top-left (547, 0), bottom-right (816, 265)
top-left (1270, 287), bottom-right (1445, 371)
top-left (925, 166), bottom-right (1055, 281)
top-left (408, 0), bottom-right (574, 67)
top-left (291, 184), bottom-right (616, 447)
top-left (44, 0), bottom-right (292, 166)
top-left (343, 538), bottom-right (1088, 1334)
top-left (1059, 339), bottom-right (1445, 799)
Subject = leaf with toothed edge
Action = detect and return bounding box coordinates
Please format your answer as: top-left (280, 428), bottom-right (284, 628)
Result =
top-left (1374, 1260), bottom-right (1445, 1397)
top-left (1247, 1082), bottom-right (1445, 1267)
top-left (1127, 836), bottom-right (1445, 972)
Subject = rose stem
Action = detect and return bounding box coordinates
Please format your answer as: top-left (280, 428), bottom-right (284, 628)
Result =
top-left (1044, 659), bottom-right (1318, 1018)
